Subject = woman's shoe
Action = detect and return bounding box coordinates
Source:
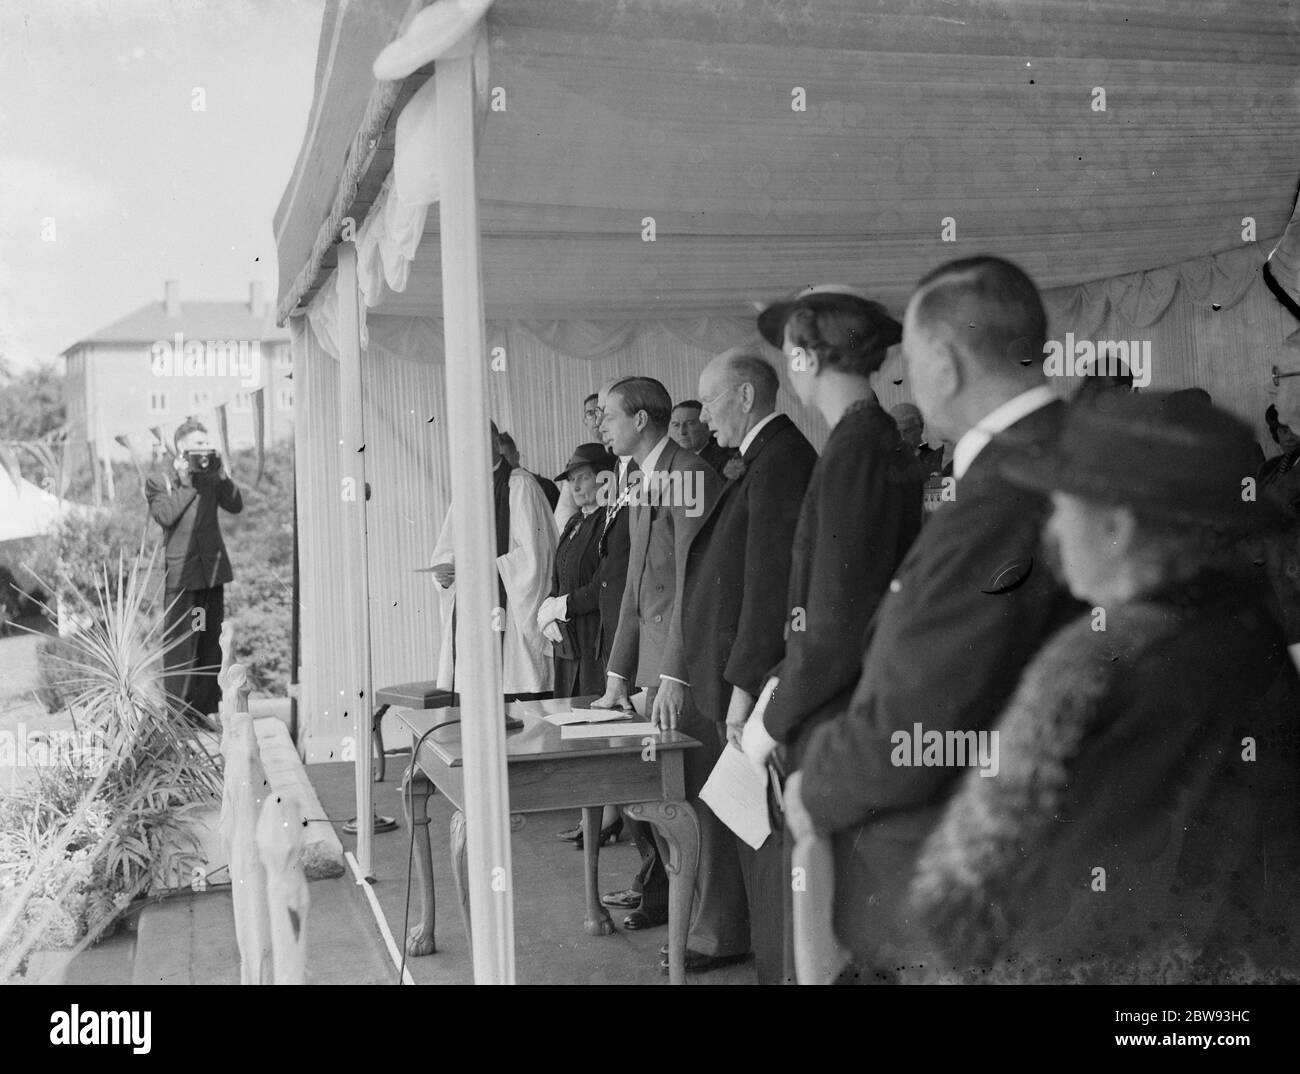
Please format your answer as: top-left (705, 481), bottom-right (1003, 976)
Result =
top-left (555, 825), bottom-right (583, 842)
top-left (573, 816), bottom-right (624, 850)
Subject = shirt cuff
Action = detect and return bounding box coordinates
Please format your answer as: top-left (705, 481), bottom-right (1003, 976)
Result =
top-left (607, 671), bottom-right (627, 682)
top-left (660, 675), bottom-right (689, 687)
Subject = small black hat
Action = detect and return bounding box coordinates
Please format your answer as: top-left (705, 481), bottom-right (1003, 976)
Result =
top-left (555, 442), bottom-right (618, 483)
top-left (756, 283), bottom-right (902, 351)
top-left (1003, 391), bottom-right (1287, 531)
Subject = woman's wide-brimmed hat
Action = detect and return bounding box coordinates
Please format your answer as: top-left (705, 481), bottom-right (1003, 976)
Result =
top-left (555, 442), bottom-right (618, 482)
top-left (756, 283), bottom-right (902, 352)
top-left (1002, 391), bottom-right (1289, 530)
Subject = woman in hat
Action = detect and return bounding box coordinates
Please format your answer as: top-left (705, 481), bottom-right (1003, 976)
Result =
top-left (911, 392), bottom-right (1300, 983)
top-left (742, 285), bottom-right (925, 771)
top-left (538, 442), bottom-right (625, 847)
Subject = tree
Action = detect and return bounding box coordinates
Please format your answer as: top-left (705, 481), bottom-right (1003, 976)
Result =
top-left (0, 357), bottom-right (66, 442)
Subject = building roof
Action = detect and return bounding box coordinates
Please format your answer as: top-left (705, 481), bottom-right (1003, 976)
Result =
top-left (63, 300), bottom-right (290, 353)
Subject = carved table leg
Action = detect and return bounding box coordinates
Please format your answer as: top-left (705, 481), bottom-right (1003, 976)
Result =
top-left (582, 807), bottom-right (615, 936)
top-left (625, 800), bottom-right (699, 985)
top-left (449, 810), bottom-right (472, 957)
top-left (400, 766), bottom-right (436, 956)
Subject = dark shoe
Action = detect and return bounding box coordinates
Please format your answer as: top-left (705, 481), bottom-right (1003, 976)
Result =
top-left (659, 950), bottom-right (751, 975)
top-left (555, 825), bottom-right (583, 843)
top-left (572, 816), bottom-right (624, 850)
top-left (623, 908), bottom-right (668, 930)
top-left (601, 887), bottom-right (641, 909)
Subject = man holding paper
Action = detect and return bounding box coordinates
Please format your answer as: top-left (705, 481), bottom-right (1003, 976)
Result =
top-left (681, 347), bottom-right (817, 984)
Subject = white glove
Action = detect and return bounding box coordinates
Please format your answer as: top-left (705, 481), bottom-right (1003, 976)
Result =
top-left (542, 621), bottom-right (563, 644)
top-left (536, 596), bottom-right (558, 631)
top-left (552, 594), bottom-right (569, 622)
top-left (741, 677), bottom-right (781, 774)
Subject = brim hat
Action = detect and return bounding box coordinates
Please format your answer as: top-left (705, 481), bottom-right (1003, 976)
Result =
top-left (1002, 391), bottom-right (1290, 531)
top-left (555, 442), bottom-right (618, 483)
top-left (756, 283), bottom-right (903, 352)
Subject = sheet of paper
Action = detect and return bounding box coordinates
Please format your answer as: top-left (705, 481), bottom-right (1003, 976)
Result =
top-left (543, 708), bottom-right (635, 726)
top-left (700, 746), bottom-right (772, 851)
top-left (630, 689), bottom-right (649, 717)
top-left (560, 721), bottom-right (659, 740)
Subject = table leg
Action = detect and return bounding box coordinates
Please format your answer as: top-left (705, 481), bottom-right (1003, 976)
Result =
top-left (400, 766), bottom-right (437, 956)
top-left (449, 809), bottom-right (473, 957)
top-left (581, 807), bottom-right (615, 936)
top-left (625, 800), bottom-right (698, 985)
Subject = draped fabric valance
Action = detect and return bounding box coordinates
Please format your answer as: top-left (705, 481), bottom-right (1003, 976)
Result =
top-left (303, 236), bottom-right (1280, 369)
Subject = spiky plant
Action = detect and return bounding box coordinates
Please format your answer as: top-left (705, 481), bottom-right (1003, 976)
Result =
top-left (0, 551), bottom-right (223, 979)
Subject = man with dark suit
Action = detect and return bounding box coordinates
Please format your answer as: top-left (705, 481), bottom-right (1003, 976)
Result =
top-left (670, 399), bottom-right (739, 476)
top-left (681, 347), bottom-right (817, 983)
top-left (145, 417), bottom-right (243, 726)
top-left (782, 256), bottom-right (1082, 978)
top-left (592, 376), bottom-right (743, 972)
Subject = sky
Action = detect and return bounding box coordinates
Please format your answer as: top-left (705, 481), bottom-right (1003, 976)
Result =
top-left (0, 0), bottom-right (324, 371)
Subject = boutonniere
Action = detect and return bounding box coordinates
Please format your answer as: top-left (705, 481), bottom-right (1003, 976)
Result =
top-left (722, 456), bottom-right (747, 482)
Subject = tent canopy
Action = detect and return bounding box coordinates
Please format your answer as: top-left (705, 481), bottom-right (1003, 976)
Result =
top-left (276, 0), bottom-right (1300, 326)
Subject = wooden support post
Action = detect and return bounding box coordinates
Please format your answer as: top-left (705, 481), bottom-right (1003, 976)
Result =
top-left (218, 661), bottom-right (272, 985)
top-left (434, 30), bottom-right (516, 984)
top-left (337, 242), bottom-right (376, 877)
top-left (257, 788), bottom-right (310, 985)
top-left (790, 830), bottom-right (851, 985)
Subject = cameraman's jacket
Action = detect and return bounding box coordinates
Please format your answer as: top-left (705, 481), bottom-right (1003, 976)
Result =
top-left (145, 468), bottom-right (243, 591)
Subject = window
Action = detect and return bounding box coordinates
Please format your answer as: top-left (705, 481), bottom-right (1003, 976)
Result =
top-left (148, 391), bottom-right (168, 415)
top-left (276, 386), bottom-right (294, 411)
top-left (232, 391), bottom-right (253, 412)
top-left (190, 390), bottom-right (211, 410)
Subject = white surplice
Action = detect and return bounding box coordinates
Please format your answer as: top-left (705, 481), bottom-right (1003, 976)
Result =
top-left (432, 468), bottom-right (558, 694)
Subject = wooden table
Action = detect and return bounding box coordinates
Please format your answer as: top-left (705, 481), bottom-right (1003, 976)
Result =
top-left (393, 697), bottom-right (701, 983)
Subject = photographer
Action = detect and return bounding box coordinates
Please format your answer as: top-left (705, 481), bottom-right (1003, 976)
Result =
top-left (145, 417), bottom-right (243, 726)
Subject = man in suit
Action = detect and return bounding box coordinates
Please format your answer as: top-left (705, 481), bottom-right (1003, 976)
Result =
top-left (782, 256), bottom-right (1081, 977)
top-left (592, 376), bottom-right (742, 971)
top-left (670, 399), bottom-right (739, 476)
top-left (681, 347), bottom-right (817, 982)
top-left (145, 417), bottom-right (243, 726)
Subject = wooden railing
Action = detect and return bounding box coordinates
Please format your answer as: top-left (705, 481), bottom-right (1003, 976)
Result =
top-left (217, 624), bottom-right (309, 984)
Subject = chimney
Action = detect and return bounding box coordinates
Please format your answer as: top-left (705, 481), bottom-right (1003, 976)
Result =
top-left (164, 280), bottom-right (180, 317)
top-left (249, 281), bottom-right (266, 316)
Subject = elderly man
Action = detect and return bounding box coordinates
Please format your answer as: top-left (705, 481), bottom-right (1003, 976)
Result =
top-left (430, 421), bottom-right (557, 700)
top-left (781, 257), bottom-right (1081, 980)
top-left (890, 402), bottom-right (946, 476)
top-left (591, 377), bottom-right (741, 972)
top-left (911, 393), bottom-right (1300, 982)
top-left (679, 347), bottom-right (817, 982)
top-left (669, 399), bottom-right (738, 476)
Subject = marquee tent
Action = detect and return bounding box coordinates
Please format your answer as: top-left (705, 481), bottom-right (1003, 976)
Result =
top-left (273, 0), bottom-right (1300, 982)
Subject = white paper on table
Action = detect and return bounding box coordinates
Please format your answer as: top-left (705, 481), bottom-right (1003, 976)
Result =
top-left (560, 721), bottom-right (659, 740)
top-left (630, 689), bottom-right (650, 717)
top-left (700, 745), bottom-right (772, 851)
top-left (544, 708), bottom-right (636, 727)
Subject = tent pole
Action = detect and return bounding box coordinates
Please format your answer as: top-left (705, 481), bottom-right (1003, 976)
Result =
top-left (337, 242), bottom-right (375, 878)
top-left (434, 48), bottom-right (516, 984)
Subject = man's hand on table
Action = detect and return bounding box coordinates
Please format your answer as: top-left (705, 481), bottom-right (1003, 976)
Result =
top-left (651, 677), bottom-right (687, 732)
top-left (591, 675), bottom-right (632, 712)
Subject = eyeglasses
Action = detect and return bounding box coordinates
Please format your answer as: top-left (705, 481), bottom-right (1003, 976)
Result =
top-left (583, 406), bottom-right (604, 426)
top-left (1272, 366), bottom-right (1300, 387)
top-left (699, 384), bottom-right (741, 415)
